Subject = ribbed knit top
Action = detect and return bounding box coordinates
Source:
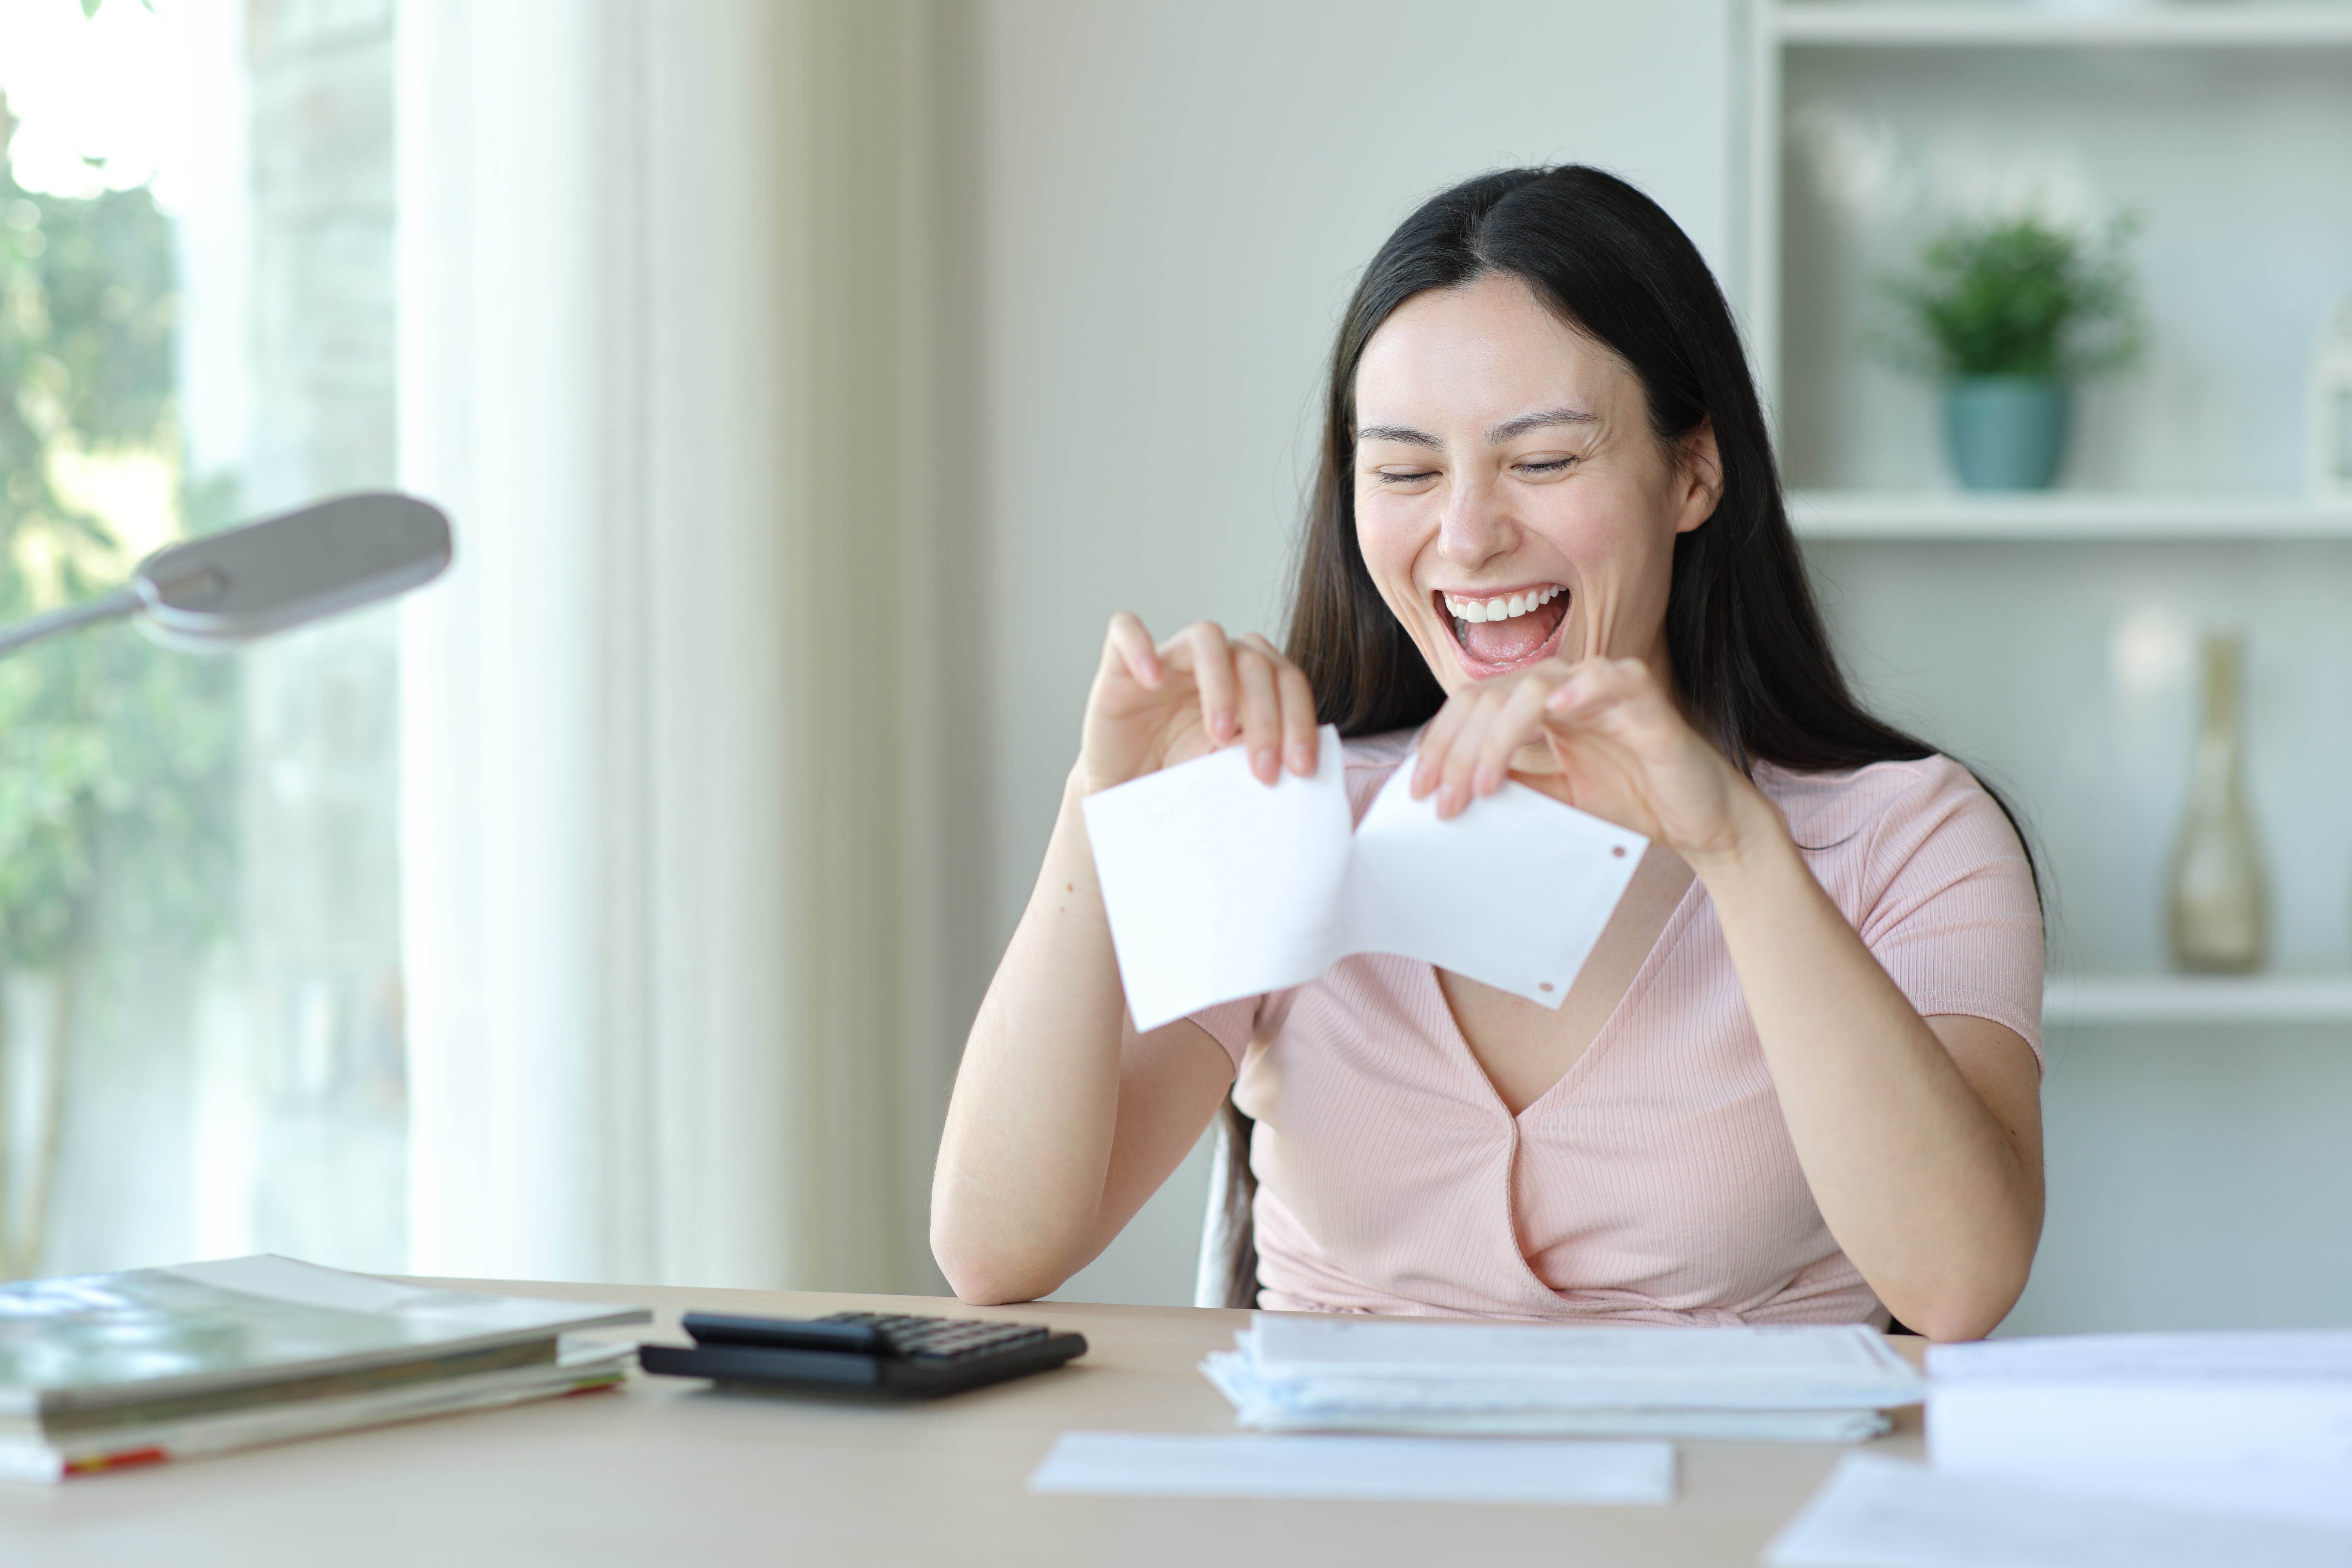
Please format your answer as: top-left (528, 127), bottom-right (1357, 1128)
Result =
top-left (1189, 730), bottom-right (2043, 1325)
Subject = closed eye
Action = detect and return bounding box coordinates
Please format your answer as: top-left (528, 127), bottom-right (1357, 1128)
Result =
top-left (1372, 468), bottom-right (1439, 485)
top-left (1515, 457), bottom-right (1576, 476)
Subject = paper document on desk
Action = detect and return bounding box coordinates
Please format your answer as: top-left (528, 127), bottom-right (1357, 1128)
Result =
top-left (1924, 1329), bottom-right (2352, 1532)
top-left (1028, 1431), bottom-right (1674, 1505)
top-left (1766, 1454), bottom-right (2352, 1568)
top-left (1082, 726), bottom-right (1646, 1031)
top-left (1202, 1315), bottom-right (1921, 1443)
top-left (1929, 1328), bottom-right (2352, 1383)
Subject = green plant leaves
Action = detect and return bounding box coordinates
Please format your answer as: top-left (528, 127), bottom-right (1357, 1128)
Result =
top-left (1875, 213), bottom-right (2145, 383)
top-left (0, 165), bottom-right (236, 971)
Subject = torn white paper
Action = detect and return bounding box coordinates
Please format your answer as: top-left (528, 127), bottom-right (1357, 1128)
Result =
top-left (1082, 726), bottom-right (1648, 1031)
top-left (1766, 1454), bottom-right (2352, 1568)
top-left (1026, 1430), bottom-right (1675, 1505)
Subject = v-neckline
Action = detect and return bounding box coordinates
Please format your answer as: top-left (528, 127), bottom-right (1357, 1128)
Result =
top-left (1426, 870), bottom-right (1704, 1125)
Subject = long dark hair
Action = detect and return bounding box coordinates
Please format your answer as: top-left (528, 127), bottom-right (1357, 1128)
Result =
top-left (1212, 165), bottom-right (2034, 1311)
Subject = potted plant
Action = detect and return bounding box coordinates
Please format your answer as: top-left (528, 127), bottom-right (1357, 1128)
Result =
top-left (1878, 214), bottom-right (2144, 491)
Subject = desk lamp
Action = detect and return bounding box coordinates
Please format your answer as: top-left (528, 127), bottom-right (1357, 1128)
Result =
top-left (0, 492), bottom-right (452, 658)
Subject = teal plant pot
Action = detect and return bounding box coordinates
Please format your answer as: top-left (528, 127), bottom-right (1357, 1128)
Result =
top-left (1943, 377), bottom-right (2070, 491)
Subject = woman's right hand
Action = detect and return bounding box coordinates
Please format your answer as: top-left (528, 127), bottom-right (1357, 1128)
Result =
top-left (1079, 614), bottom-right (1322, 794)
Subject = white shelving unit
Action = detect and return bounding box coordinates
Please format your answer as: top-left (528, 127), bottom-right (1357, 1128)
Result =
top-left (2046, 973), bottom-right (2352, 1028)
top-left (1771, 4), bottom-right (2352, 49)
top-left (1748, 1), bottom-right (2352, 1337)
top-left (1747, 0), bottom-right (2352, 489)
top-left (1750, 0), bottom-right (2352, 996)
top-left (1791, 491), bottom-right (2352, 541)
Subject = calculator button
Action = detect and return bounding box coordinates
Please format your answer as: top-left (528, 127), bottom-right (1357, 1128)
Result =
top-left (814, 1310), bottom-right (1054, 1363)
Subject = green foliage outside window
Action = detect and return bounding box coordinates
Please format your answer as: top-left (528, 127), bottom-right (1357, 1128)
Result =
top-left (0, 105), bottom-right (237, 1279)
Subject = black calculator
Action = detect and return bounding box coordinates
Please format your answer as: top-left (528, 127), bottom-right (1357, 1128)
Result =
top-left (637, 1310), bottom-right (1088, 1398)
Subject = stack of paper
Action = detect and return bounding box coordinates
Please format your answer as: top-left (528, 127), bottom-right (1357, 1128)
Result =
top-left (0, 1255), bottom-right (648, 1481)
top-left (1200, 1314), bottom-right (1923, 1442)
top-left (1767, 1330), bottom-right (2352, 1565)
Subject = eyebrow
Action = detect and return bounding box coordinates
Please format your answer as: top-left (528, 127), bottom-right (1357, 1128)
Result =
top-left (1356, 407), bottom-right (1599, 452)
top-left (1488, 407), bottom-right (1599, 443)
top-left (1355, 423), bottom-right (1445, 451)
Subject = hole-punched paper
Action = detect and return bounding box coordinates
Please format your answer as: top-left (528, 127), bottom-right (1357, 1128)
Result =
top-left (1082, 725), bottom-right (1647, 1031)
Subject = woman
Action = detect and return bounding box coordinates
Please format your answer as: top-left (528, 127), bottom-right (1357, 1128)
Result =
top-left (931, 167), bottom-right (2043, 1341)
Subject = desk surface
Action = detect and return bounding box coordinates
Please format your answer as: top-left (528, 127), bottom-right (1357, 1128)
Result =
top-left (0, 1280), bottom-right (1925, 1568)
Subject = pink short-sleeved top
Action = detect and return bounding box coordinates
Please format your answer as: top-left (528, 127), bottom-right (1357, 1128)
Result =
top-left (1188, 730), bottom-right (2043, 1326)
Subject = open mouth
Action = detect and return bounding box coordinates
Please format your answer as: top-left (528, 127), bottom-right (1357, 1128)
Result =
top-left (1437, 584), bottom-right (1570, 677)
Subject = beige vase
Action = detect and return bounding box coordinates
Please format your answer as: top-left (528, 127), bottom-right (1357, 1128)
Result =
top-left (2167, 633), bottom-right (2267, 974)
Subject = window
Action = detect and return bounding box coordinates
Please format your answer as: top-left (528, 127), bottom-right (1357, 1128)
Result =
top-left (0, 0), bottom-right (403, 1279)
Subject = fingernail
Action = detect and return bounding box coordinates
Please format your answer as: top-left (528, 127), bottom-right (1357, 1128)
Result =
top-left (1212, 712), bottom-right (1235, 741)
top-left (1438, 783), bottom-right (1465, 817)
top-left (1254, 748), bottom-right (1276, 781)
top-left (1287, 741), bottom-right (1314, 775)
top-left (1546, 681), bottom-right (1579, 711)
top-left (1472, 763), bottom-right (1499, 795)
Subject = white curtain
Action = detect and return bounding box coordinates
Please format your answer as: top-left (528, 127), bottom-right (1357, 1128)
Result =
top-left (394, 0), bottom-right (958, 1290)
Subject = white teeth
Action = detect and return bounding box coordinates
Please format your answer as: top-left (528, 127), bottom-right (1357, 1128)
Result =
top-left (1445, 586), bottom-right (1563, 623)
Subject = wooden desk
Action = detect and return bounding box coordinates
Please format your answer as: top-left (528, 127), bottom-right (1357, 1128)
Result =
top-left (0, 1281), bottom-right (1926, 1567)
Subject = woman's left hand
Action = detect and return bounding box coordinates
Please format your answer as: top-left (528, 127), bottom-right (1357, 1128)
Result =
top-left (1410, 656), bottom-right (1769, 867)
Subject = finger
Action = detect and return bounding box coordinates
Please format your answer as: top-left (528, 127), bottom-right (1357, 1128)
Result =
top-left (1545, 658), bottom-right (1668, 744)
top-left (1233, 646), bottom-right (1283, 784)
top-left (1412, 688), bottom-right (1478, 799)
top-left (1170, 621), bottom-right (1239, 744)
top-left (1104, 612), bottom-right (1161, 688)
top-left (1433, 688), bottom-right (1504, 819)
top-left (1544, 656), bottom-right (1633, 715)
top-left (1274, 659), bottom-right (1319, 776)
top-left (1236, 634), bottom-right (1319, 777)
top-left (1473, 675), bottom-right (1556, 797)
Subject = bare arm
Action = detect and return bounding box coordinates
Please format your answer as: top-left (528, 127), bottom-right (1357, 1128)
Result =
top-left (929, 773), bottom-right (1235, 1303)
top-left (1418, 655), bottom-right (2043, 1341)
top-left (1688, 799), bottom-right (2042, 1339)
top-left (930, 616), bottom-right (1320, 1303)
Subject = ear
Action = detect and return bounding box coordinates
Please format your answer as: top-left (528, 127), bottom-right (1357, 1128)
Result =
top-left (1673, 417), bottom-right (1724, 536)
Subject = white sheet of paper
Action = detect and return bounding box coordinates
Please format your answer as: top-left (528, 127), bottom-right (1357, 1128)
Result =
top-left (1925, 1330), bottom-right (2352, 1532)
top-left (1766, 1454), bottom-right (2352, 1568)
top-left (1082, 726), bottom-right (1648, 1031)
top-left (1929, 1329), bottom-right (2352, 1384)
top-left (1027, 1431), bottom-right (1674, 1505)
top-left (1928, 1382), bottom-right (2352, 1530)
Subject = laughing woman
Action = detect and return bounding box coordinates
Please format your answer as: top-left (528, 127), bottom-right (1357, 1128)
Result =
top-left (930, 167), bottom-right (2043, 1341)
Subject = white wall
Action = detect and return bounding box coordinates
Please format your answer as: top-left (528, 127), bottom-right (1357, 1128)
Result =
top-left (947, 0), bottom-right (1740, 1306)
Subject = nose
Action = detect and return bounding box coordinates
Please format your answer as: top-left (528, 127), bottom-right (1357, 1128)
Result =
top-left (1436, 469), bottom-right (1515, 571)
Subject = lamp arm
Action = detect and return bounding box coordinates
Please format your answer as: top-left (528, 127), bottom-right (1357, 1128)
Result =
top-left (0, 586), bottom-right (145, 660)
